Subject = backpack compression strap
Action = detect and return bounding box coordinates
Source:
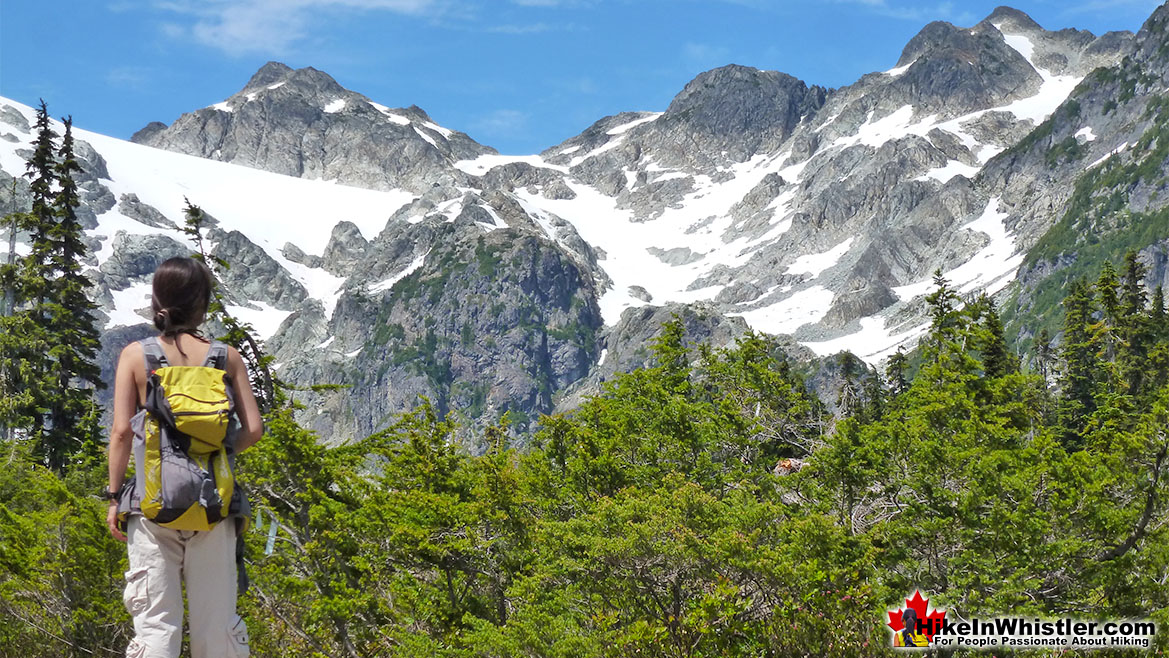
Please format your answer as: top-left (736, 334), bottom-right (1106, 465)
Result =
top-left (204, 342), bottom-right (229, 371)
top-left (141, 337), bottom-right (170, 375)
top-left (141, 337), bottom-right (228, 372)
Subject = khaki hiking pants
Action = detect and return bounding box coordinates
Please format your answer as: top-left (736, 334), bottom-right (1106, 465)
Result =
top-left (123, 516), bottom-right (250, 658)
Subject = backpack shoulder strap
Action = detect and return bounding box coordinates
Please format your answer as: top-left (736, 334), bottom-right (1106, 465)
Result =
top-left (140, 337), bottom-right (169, 374)
top-left (204, 341), bottom-right (229, 371)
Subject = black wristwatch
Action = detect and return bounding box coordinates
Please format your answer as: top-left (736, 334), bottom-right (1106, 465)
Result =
top-left (101, 485), bottom-right (121, 501)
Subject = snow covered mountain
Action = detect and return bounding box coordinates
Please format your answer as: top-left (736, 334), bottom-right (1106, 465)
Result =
top-left (4, 4), bottom-right (1168, 441)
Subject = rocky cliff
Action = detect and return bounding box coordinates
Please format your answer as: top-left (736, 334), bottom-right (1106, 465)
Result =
top-left (1, 4), bottom-right (1163, 443)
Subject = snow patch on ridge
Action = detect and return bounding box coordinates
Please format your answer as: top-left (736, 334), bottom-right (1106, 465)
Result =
top-left (916, 160), bottom-right (980, 183)
top-left (606, 113), bottom-right (661, 136)
top-left (369, 250), bottom-right (430, 293)
top-left (731, 286), bottom-right (835, 335)
top-left (785, 238), bottom-right (854, 278)
top-left (1088, 142), bottom-right (1129, 169)
top-left (106, 283), bottom-right (153, 329)
top-left (995, 28), bottom-right (1083, 125)
top-left (885, 60), bottom-right (915, 77)
top-left (454, 153), bottom-right (568, 176)
top-left (804, 316), bottom-right (930, 363)
top-left (894, 197), bottom-right (1023, 300)
top-left (0, 96), bottom-right (414, 324)
top-left (227, 301), bottom-right (292, 340)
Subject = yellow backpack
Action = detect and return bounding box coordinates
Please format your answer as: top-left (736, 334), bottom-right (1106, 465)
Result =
top-left (129, 337), bottom-right (240, 531)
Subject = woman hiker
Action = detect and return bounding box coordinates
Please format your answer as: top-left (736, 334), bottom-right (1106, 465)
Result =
top-left (104, 256), bottom-right (263, 657)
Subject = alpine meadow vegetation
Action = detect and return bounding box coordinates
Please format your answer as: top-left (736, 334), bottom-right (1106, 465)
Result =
top-left (1, 113), bottom-right (1168, 657)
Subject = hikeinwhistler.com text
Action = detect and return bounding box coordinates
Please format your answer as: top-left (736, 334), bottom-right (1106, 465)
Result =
top-left (919, 618), bottom-right (1157, 649)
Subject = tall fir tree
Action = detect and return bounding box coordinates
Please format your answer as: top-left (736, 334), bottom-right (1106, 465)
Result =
top-left (923, 270), bottom-right (963, 365)
top-left (974, 294), bottom-right (1013, 378)
top-left (1151, 286), bottom-right (1166, 339)
top-left (1057, 279), bottom-right (1097, 449)
top-left (182, 198), bottom-right (276, 412)
top-left (0, 105), bottom-right (103, 471)
top-left (1093, 261), bottom-right (1121, 368)
top-left (1033, 327), bottom-right (1055, 384)
top-left (886, 347), bottom-right (909, 396)
top-left (0, 101), bottom-right (58, 443)
top-left (41, 117), bottom-right (103, 470)
top-left (1117, 251), bottom-right (1151, 398)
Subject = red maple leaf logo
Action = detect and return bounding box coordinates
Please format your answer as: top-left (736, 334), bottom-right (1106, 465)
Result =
top-left (887, 590), bottom-right (947, 641)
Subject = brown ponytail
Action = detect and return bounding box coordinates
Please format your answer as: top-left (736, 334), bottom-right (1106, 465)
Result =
top-left (151, 257), bottom-right (214, 351)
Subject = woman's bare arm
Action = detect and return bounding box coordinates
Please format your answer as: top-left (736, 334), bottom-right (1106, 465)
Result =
top-left (106, 343), bottom-right (142, 542)
top-left (227, 347), bottom-right (264, 452)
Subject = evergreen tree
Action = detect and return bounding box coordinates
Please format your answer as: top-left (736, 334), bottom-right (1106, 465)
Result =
top-left (886, 346), bottom-right (909, 396)
top-left (974, 294), bottom-right (1013, 378)
top-left (836, 352), bottom-right (862, 418)
top-left (1057, 279), bottom-right (1097, 449)
top-left (860, 369), bottom-right (886, 423)
top-left (1033, 327), bottom-right (1055, 384)
top-left (1116, 251), bottom-right (1152, 397)
top-left (1151, 285), bottom-right (1166, 339)
top-left (41, 117), bottom-right (103, 471)
top-left (1093, 261), bottom-right (1121, 369)
top-left (182, 199), bottom-right (276, 412)
top-left (1120, 250), bottom-right (1148, 319)
top-left (0, 101), bottom-right (57, 445)
top-left (0, 106), bottom-right (103, 471)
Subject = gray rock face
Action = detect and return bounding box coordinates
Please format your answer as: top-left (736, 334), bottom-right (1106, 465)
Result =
top-left (989, 2), bottom-right (1169, 339)
top-left (210, 229), bottom-right (309, 310)
top-left (117, 194), bottom-right (176, 229)
top-left (0, 105), bottom-right (30, 132)
top-left (653, 65), bottom-right (828, 164)
top-left (132, 63), bottom-right (496, 193)
top-left (276, 223), bottom-right (603, 443)
top-left (322, 221), bottom-right (370, 277)
top-left (96, 232), bottom-right (190, 292)
top-left (11, 3), bottom-right (1166, 443)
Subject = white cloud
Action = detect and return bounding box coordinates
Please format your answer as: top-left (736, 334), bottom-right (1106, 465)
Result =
top-left (826, 0), bottom-right (975, 24)
top-left (683, 42), bottom-right (731, 65)
top-left (146, 0), bottom-right (454, 56)
top-left (487, 22), bottom-right (556, 34)
top-left (106, 66), bottom-right (153, 90)
top-left (473, 109), bottom-right (529, 138)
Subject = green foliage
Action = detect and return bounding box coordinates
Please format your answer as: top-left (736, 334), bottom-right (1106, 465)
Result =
top-left (5, 235), bottom-right (1169, 657)
top-left (0, 443), bottom-right (129, 656)
top-left (0, 103), bottom-right (102, 473)
top-left (1012, 91), bottom-right (1169, 345)
top-left (182, 199), bottom-right (277, 412)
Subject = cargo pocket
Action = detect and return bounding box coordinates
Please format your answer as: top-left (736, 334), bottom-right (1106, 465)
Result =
top-left (227, 615), bottom-right (250, 657)
top-left (125, 638), bottom-right (147, 658)
top-left (122, 568), bottom-right (150, 617)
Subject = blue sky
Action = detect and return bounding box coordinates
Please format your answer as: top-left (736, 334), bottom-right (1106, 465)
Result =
top-left (1, 0), bottom-right (1163, 154)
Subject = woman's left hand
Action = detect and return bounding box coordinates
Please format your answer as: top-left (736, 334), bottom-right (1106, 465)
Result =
top-left (107, 503), bottom-right (126, 542)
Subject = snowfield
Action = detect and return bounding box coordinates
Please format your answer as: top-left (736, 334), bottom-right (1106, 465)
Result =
top-left (1, 22), bottom-right (1077, 368)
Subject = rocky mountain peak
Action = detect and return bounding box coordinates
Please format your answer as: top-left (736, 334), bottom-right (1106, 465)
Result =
top-left (130, 62), bottom-right (494, 193)
top-left (242, 61), bottom-right (295, 92)
top-left (1134, 1), bottom-right (1169, 64)
top-left (983, 6), bottom-right (1043, 33)
top-left (661, 64), bottom-right (826, 144)
top-left (232, 63), bottom-right (348, 106)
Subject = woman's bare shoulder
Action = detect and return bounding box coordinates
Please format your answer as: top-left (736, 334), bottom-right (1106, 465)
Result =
top-left (119, 341), bottom-right (144, 359)
top-left (117, 341), bottom-right (145, 381)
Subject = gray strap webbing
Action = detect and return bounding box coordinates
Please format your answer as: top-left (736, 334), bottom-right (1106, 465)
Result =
top-left (141, 337), bottom-right (169, 375)
top-left (204, 341), bottom-right (229, 371)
